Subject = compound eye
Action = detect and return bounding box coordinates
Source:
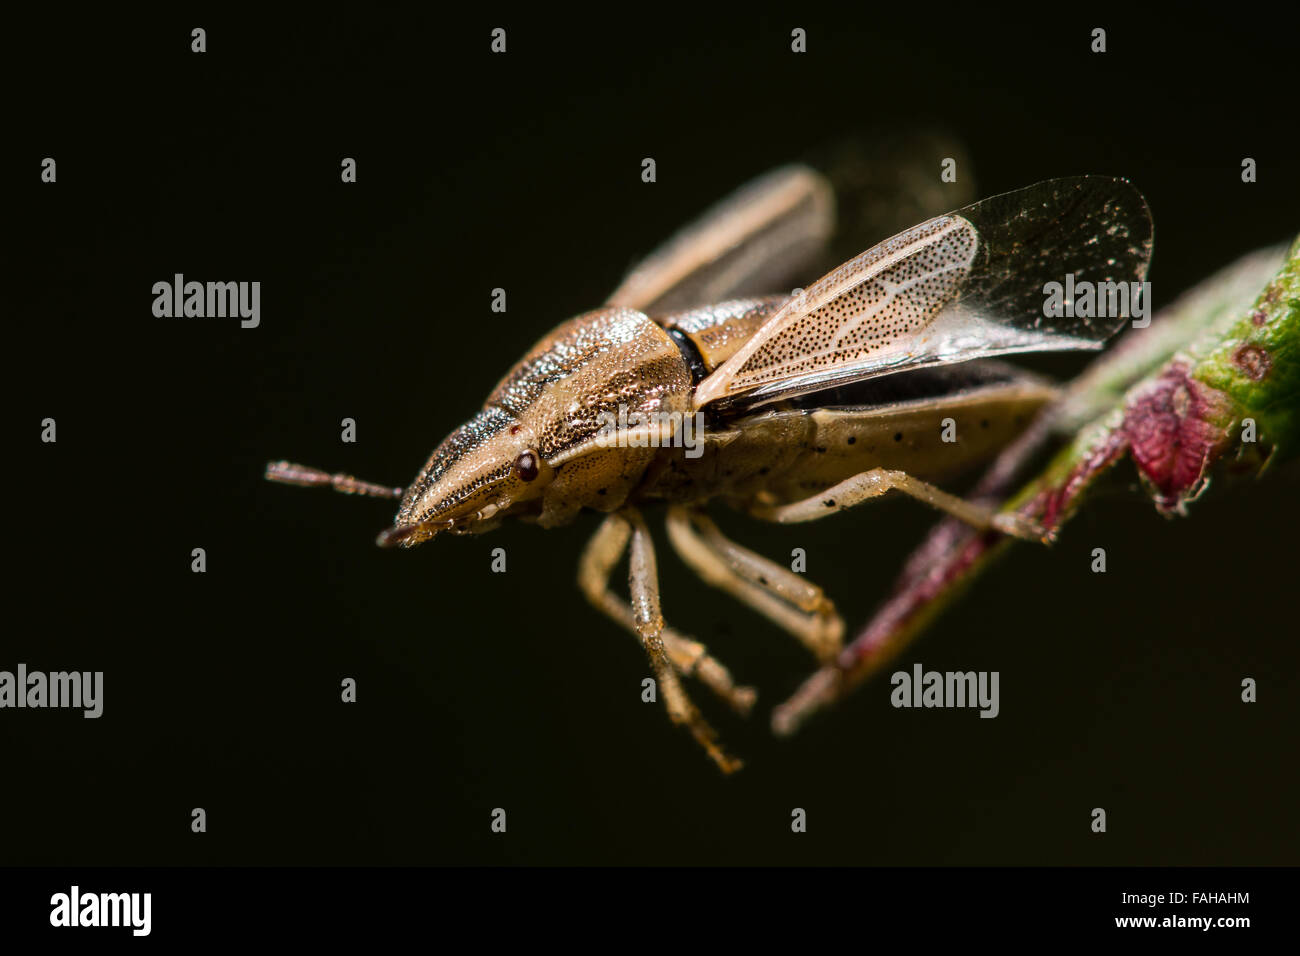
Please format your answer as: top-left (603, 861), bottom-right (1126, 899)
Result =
top-left (513, 450), bottom-right (540, 482)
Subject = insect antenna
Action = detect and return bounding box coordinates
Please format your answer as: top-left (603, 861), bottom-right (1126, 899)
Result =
top-left (264, 461), bottom-right (404, 500)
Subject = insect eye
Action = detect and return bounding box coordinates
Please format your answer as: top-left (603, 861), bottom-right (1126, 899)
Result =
top-left (513, 450), bottom-right (540, 482)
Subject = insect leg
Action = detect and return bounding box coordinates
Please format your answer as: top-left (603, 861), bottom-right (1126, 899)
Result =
top-left (576, 514), bottom-right (756, 718)
top-left (622, 508), bottom-right (743, 773)
top-left (751, 469), bottom-right (1046, 540)
top-left (665, 507), bottom-right (843, 663)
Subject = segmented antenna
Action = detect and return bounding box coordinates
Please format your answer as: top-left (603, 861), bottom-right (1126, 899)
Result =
top-left (264, 461), bottom-right (404, 500)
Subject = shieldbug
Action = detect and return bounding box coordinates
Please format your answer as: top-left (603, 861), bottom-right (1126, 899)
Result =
top-left (267, 168), bottom-right (1153, 772)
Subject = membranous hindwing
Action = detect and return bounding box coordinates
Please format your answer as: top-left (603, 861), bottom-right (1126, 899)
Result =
top-left (693, 176), bottom-right (1153, 410)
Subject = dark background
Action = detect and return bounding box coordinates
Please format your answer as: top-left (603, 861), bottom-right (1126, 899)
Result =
top-left (8, 6), bottom-right (1298, 865)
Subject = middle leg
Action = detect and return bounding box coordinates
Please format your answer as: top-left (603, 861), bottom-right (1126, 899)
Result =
top-left (577, 512), bottom-right (756, 717)
top-left (665, 506), bottom-right (844, 663)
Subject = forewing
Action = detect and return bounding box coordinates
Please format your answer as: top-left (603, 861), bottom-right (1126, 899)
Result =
top-left (694, 176), bottom-right (1153, 409)
top-left (607, 165), bottom-right (835, 315)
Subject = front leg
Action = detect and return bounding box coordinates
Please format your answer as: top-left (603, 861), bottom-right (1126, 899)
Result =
top-left (623, 509), bottom-right (743, 774)
top-left (577, 512), bottom-right (751, 772)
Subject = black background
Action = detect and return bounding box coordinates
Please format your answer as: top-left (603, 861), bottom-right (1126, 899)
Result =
top-left (8, 6), bottom-right (1298, 866)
